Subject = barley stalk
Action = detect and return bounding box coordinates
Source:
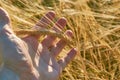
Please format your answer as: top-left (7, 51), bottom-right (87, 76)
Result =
top-left (14, 29), bottom-right (73, 44)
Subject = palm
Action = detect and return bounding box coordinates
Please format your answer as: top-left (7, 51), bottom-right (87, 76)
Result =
top-left (23, 36), bottom-right (60, 80)
top-left (37, 44), bottom-right (61, 80)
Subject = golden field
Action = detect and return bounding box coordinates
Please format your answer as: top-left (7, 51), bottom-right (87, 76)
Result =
top-left (0, 0), bottom-right (120, 80)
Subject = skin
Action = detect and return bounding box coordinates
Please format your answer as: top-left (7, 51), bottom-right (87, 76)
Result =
top-left (0, 7), bottom-right (77, 80)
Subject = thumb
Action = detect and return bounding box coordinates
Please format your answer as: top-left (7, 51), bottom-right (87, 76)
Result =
top-left (0, 7), bottom-right (11, 30)
top-left (0, 8), bottom-right (11, 66)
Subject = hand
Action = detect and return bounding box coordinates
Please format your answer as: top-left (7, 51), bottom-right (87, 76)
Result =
top-left (23, 11), bottom-right (77, 80)
top-left (0, 8), bottom-right (77, 80)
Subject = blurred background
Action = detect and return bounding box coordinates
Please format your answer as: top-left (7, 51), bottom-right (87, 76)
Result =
top-left (0, 0), bottom-right (120, 80)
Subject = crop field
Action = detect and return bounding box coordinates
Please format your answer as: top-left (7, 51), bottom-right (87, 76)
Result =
top-left (0, 0), bottom-right (120, 80)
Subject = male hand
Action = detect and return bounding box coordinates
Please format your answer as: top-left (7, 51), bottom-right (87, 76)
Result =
top-left (0, 7), bottom-right (77, 80)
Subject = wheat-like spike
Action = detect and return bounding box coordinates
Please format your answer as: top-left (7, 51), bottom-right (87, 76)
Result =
top-left (14, 29), bottom-right (73, 44)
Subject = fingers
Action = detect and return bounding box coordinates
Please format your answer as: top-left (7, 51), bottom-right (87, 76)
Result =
top-left (41, 17), bottom-right (67, 47)
top-left (58, 48), bottom-right (77, 70)
top-left (33, 11), bottom-right (55, 30)
top-left (50, 30), bottom-right (73, 57)
top-left (32, 11), bottom-right (55, 39)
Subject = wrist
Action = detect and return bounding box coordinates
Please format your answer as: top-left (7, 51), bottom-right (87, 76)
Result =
top-left (18, 67), bottom-right (40, 80)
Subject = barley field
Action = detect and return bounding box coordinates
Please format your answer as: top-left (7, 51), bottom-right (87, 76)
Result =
top-left (0, 0), bottom-right (120, 80)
